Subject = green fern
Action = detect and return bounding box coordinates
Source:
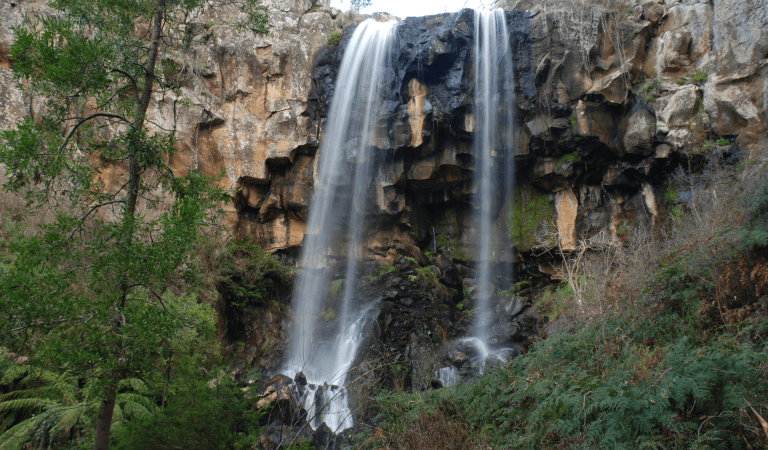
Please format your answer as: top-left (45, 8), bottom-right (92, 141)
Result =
top-left (0, 354), bottom-right (158, 449)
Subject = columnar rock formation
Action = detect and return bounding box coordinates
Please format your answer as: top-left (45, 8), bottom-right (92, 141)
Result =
top-left (2, 0), bottom-right (766, 268)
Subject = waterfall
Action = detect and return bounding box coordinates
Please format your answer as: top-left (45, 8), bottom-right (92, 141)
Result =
top-left (472, 9), bottom-right (516, 346)
top-left (283, 19), bottom-right (397, 433)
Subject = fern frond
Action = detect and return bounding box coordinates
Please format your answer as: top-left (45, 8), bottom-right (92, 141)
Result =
top-left (121, 399), bottom-right (153, 420)
top-left (50, 403), bottom-right (88, 435)
top-left (117, 392), bottom-right (154, 412)
top-left (0, 413), bottom-right (46, 450)
top-left (119, 377), bottom-right (147, 393)
top-left (0, 397), bottom-right (48, 413)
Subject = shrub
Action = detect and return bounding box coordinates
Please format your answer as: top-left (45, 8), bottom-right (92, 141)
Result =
top-left (691, 71), bottom-right (709, 82)
top-left (112, 366), bottom-right (265, 450)
top-left (639, 78), bottom-right (660, 94)
top-left (330, 278), bottom-right (343, 296)
top-left (327, 31), bottom-right (342, 46)
top-left (716, 137), bottom-right (732, 146)
top-left (217, 236), bottom-right (292, 308)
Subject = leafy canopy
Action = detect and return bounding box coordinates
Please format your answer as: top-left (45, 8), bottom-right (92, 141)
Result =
top-left (0, 0), bottom-right (269, 448)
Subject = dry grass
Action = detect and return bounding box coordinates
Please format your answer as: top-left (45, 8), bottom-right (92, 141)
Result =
top-left (535, 152), bottom-right (767, 324)
top-left (369, 402), bottom-right (476, 450)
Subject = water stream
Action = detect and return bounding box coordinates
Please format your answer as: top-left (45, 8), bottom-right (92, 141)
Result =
top-left (282, 19), bottom-right (397, 432)
top-left (434, 8), bottom-right (518, 388)
top-left (472, 8), bottom-right (517, 347)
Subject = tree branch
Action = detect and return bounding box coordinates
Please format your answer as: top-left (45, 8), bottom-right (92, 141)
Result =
top-left (67, 200), bottom-right (126, 241)
top-left (109, 68), bottom-right (140, 106)
top-left (60, 113), bottom-right (132, 153)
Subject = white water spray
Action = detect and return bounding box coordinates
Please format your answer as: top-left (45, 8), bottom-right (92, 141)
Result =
top-left (283, 19), bottom-right (397, 432)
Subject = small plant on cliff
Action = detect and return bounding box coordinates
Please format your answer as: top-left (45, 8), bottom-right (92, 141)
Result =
top-left (716, 137), bottom-right (733, 146)
top-left (330, 278), bottom-right (344, 296)
top-left (639, 78), bottom-right (660, 94)
top-left (327, 31), bottom-right (342, 46)
top-left (691, 71), bottom-right (709, 82)
top-left (218, 236), bottom-right (292, 308)
top-left (676, 78), bottom-right (688, 85)
top-left (379, 264), bottom-right (396, 277)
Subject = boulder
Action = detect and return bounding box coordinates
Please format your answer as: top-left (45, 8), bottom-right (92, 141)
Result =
top-left (703, 83), bottom-right (761, 136)
top-left (623, 109), bottom-right (655, 155)
top-left (659, 86), bottom-right (699, 126)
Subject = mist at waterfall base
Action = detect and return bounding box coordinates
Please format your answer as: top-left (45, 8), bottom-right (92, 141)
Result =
top-left (281, 20), bottom-right (397, 433)
top-left (436, 9), bottom-right (518, 388)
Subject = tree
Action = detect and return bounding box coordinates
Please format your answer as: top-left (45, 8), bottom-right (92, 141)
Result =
top-left (0, 1), bottom-right (268, 449)
top-left (350, 0), bottom-right (372, 12)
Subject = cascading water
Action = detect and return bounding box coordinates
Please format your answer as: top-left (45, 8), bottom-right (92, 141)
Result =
top-left (433, 8), bottom-right (519, 388)
top-left (470, 7), bottom-right (517, 369)
top-left (283, 19), bottom-right (397, 433)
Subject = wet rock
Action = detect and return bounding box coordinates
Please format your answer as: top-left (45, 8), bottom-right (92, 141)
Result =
top-left (382, 289), bottom-right (399, 300)
top-left (258, 374), bottom-right (306, 425)
top-left (433, 254), bottom-right (450, 271)
top-left (450, 351), bottom-right (469, 368)
top-left (442, 264), bottom-right (463, 287)
top-left (313, 422), bottom-right (337, 450)
top-left (455, 338), bottom-right (486, 358)
top-left (496, 296), bottom-right (526, 317)
top-left (402, 243), bottom-right (429, 266)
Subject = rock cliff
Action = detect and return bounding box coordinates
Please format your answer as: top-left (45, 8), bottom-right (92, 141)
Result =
top-left (236, 0), bottom-right (767, 282)
top-left (2, 0), bottom-right (767, 445)
top-left (2, 0), bottom-right (766, 267)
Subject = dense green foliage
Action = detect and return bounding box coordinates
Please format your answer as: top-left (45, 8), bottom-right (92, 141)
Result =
top-left (0, 292), bottom-right (251, 450)
top-left (111, 366), bottom-right (264, 450)
top-left (0, 1), bottom-right (269, 448)
top-left (217, 237), bottom-right (293, 308)
top-left (369, 321), bottom-right (767, 449)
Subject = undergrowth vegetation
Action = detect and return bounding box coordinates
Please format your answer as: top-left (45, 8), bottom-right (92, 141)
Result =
top-left (0, 204), bottom-right (281, 448)
top-left (217, 236), bottom-right (293, 309)
top-left (355, 154), bottom-right (768, 449)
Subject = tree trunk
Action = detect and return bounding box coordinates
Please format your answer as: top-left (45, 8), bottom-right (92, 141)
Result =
top-left (93, 387), bottom-right (117, 450)
top-left (94, 2), bottom-right (167, 448)
top-left (126, 0), bottom-right (166, 216)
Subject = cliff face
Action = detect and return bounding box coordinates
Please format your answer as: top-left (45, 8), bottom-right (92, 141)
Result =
top-left (236, 0), bottom-right (768, 280)
top-left (1, 0), bottom-right (350, 240)
top-left (2, 0), bottom-right (765, 267)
